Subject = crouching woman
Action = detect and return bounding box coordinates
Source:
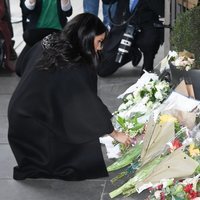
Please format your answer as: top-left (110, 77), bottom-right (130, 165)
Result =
top-left (8, 13), bottom-right (131, 181)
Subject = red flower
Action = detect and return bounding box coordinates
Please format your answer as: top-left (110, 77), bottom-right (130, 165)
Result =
top-left (187, 190), bottom-right (198, 199)
top-left (148, 187), bottom-right (153, 192)
top-left (172, 139), bottom-right (182, 149)
top-left (160, 192), bottom-right (166, 200)
top-left (184, 184), bottom-right (193, 193)
top-left (156, 184), bottom-right (163, 190)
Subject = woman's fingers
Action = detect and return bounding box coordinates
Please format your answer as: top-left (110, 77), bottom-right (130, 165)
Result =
top-left (110, 130), bottom-right (132, 146)
top-left (124, 134), bottom-right (132, 147)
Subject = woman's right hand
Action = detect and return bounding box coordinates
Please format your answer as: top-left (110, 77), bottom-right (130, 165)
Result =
top-left (110, 130), bottom-right (132, 147)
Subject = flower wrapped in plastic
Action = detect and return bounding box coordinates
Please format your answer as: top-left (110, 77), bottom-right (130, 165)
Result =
top-left (108, 114), bottom-right (199, 198)
top-left (112, 78), bottom-right (171, 153)
top-left (146, 140), bottom-right (200, 200)
top-left (168, 50), bottom-right (195, 71)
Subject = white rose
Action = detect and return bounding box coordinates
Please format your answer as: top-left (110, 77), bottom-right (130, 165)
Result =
top-left (168, 50), bottom-right (178, 59)
top-left (185, 65), bottom-right (191, 71)
top-left (154, 191), bottom-right (162, 199)
top-left (155, 91), bottom-right (163, 100)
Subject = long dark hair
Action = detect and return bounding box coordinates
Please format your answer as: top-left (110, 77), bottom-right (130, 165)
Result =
top-left (38, 13), bottom-right (107, 70)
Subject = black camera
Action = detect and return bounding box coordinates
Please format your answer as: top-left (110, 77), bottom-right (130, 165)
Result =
top-left (115, 24), bottom-right (136, 63)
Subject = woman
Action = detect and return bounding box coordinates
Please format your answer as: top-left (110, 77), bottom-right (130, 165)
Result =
top-left (8, 13), bottom-right (132, 181)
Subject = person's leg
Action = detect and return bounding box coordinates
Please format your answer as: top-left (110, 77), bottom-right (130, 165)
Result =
top-left (135, 27), bottom-right (161, 74)
top-left (102, 2), bottom-right (117, 28)
top-left (83, 0), bottom-right (99, 16)
top-left (97, 46), bottom-right (132, 77)
top-left (4, 0), bottom-right (17, 60)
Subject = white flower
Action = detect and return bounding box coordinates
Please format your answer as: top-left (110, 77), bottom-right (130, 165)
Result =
top-left (154, 191), bottom-right (162, 199)
top-left (188, 57), bottom-right (195, 65)
top-left (155, 83), bottom-right (165, 91)
top-left (145, 82), bottom-right (154, 92)
top-left (125, 122), bottom-right (134, 129)
top-left (126, 94), bottom-right (133, 101)
top-left (155, 91), bottom-right (163, 100)
top-left (185, 65), bottom-right (191, 71)
top-left (118, 103), bottom-right (128, 111)
top-left (146, 101), bottom-right (154, 109)
top-left (168, 50), bottom-right (178, 59)
top-left (170, 50), bottom-right (195, 70)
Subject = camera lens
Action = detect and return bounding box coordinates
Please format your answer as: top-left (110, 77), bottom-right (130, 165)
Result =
top-left (115, 24), bottom-right (135, 63)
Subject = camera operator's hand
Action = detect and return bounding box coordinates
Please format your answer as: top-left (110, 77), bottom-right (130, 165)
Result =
top-left (110, 130), bottom-right (132, 147)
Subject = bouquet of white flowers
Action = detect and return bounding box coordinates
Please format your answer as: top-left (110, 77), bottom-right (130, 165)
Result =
top-left (168, 50), bottom-right (195, 71)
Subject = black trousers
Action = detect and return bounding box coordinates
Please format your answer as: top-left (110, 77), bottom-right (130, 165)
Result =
top-left (97, 26), bottom-right (163, 77)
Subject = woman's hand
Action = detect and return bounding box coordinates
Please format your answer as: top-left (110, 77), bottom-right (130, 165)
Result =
top-left (110, 130), bottom-right (132, 147)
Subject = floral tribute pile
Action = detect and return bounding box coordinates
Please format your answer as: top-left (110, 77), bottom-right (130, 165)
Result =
top-left (104, 71), bottom-right (200, 200)
top-left (168, 50), bottom-right (195, 71)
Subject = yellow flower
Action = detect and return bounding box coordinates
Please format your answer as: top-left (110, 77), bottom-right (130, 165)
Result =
top-left (189, 143), bottom-right (200, 157)
top-left (159, 114), bottom-right (178, 124)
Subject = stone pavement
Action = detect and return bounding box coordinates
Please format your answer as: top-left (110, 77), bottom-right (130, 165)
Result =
top-left (0, 1), bottom-right (164, 199)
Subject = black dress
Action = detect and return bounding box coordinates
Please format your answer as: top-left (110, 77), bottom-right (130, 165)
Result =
top-left (8, 43), bottom-right (114, 180)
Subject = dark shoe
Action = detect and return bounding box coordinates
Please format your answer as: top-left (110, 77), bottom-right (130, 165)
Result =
top-left (132, 49), bottom-right (142, 67)
top-left (10, 48), bottom-right (18, 61)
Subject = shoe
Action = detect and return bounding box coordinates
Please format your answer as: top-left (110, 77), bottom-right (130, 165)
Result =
top-left (10, 48), bottom-right (18, 61)
top-left (10, 40), bottom-right (18, 61)
top-left (132, 48), bottom-right (142, 67)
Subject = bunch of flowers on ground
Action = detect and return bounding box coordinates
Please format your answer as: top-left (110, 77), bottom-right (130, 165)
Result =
top-left (108, 113), bottom-right (200, 199)
top-left (104, 72), bottom-right (200, 199)
top-left (168, 50), bottom-right (195, 71)
top-left (148, 175), bottom-right (200, 200)
top-left (147, 140), bottom-right (200, 200)
top-left (115, 79), bottom-right (170, 120)
top-left (112, 79), bottom-right (170, 153)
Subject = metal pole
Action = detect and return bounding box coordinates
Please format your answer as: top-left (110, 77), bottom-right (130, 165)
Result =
top-left (164, 0), bottom-right (171, 56)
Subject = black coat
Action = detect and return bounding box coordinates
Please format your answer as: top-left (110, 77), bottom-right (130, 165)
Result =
top-left (8, 42), bottom-right (114, 180)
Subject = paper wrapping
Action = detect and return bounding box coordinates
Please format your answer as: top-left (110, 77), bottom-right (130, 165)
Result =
top-left (141, 118), bottom-right (175, 166)
top-left (136, 148), bottom-right (199, 192)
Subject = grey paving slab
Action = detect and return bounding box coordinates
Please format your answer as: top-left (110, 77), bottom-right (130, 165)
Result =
top-left (0, 76), bottom-right (19, 94)
top-left (0, 116), bottom-right (9, 144)
top-left (98, 65), bottom-right (141, 113)
top-left (0, 95), bottom-right (11, 116)
top-left (0, 179), bottom-right (106, 200)
top-left (0, 145), bottom-right (16, 178)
